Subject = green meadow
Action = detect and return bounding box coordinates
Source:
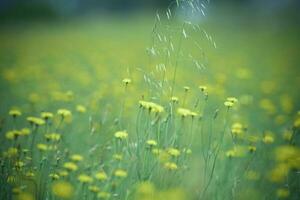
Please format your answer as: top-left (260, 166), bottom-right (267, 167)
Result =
top-left (0, 7), bottom-right (300, 200)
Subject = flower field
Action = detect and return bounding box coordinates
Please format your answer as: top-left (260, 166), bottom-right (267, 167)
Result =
top-left (0, 3), bottom-right (300, 200)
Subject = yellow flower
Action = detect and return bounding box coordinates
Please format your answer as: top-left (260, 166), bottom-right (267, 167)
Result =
top-left (269, 163), bottom-right (289, 183)
top-left (59, 170), bottom-right (69, 177)
top-left (78, 174), bottom-right (93, 183)
top-left (37, 143), bottom-right (48, 151)
top-left (177, 108), bottom-right (191, 117)
top-left (5, 130), bottom-right (20, 140)
top-left (226, 149), bottom-right (236, 158)
top-left (138, 101), bottom-right (164, 113)
top-left (146, 140), bottom-right (157, 147)
top-left (248, 146), bottom-right (257, 153)
top-left (167, 148), bottom-right (180, 157)
top-left (95, 171), bottom-right (108, 181)
top-left (49, 173), bottom-right (60, 180)
top-left (113, 154), bottom-right (123, 161)
top-left (15, 161), bottom-right (25, 168)
top-left (41, 112), bottom-right (53, 120)
top-left (199, 85), bottom-right (207, 92)
top-left (231, 122), bottom-right (244, 137)
top-left (76, 105), bottom-right (86, 113)
top-left (17, 192), bottom-right (34, 200)
top-left (171, 96), bottom-right (179, 103)
top-left (45, 133), bottom-right (61, 141)
top-left (63, 162), bottom-right (78, 171)
top-left (224, 101), bottom-right (234, 108)
top-left (183, 86), bottom-right (190, 92)
top-left (152, 148), bottom-right (161, 155)
top-left (70, 154), bottom-right (84, 162)
top-left (122, 78), bottom-right (132, 85)
top-left (7, 147), bottom-right (18, 157)
top-left (263, 132), bottom-right (275, 144)
top-left (25, 171), bottom-right (35, 178)
top-left (114, 130), bottom-right (128, 140)
top-left (227, 97), bottom-right (238, 103)
top-left (88, 185), bottom-right (100, 193)
top-left (9, 109), bottom-right (22, 117)
top-left (52, 181), bottom-right (74, 199)
top-left (114, 169), bottom-right (127, 178)
top-left (57, 109), bottom-right (72, 118)
top-left (274, 145), bottom-right (300, 169)
top-left (27, 117), bottom-right (45, 126)
top-left (164, 162), bottom-right (178, 170)
top-left (20, 128), bottom-right (31, 136)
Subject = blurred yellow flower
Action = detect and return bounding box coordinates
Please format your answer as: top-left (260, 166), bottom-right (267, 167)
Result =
top-left (76, 105), bottom-right (86, 113)
top-left (9, 109), bottom-right (22, 117)
top-left (52, 181), bottom-right (74, 199)
top-left (41, 112), bottom-right (53, 120)
top-left (37, 143), bottom-right (48, 151)
top-left (139, 101), bottom-right (164, 113)
top-left (114, 169), bottom-right (127, 178)
top-left (167, 148), bottom-right (180, 157)
top-left (88, 185), bottom-right (100, 193)
top-left (164, 162), bottom-right (178, 170)
top-left (45, 133), bottom-right (61, 141)
top-left (27, 117), bottom-right (45, 126)
top-left (95, 171), bottom-right (108, 181)
top-left (57, 109), bottom-right (72, 118)
top-left (63, 162), bottom-right (78, 171)
top-left (262, 132), bottom-right (275, 144)
top-left (199, 85), bottom-right (207, 92)
top-left (114, 130), bottom-right (128, 140)
top-left (146, 139), bottom-right (157, 147)
top-left (70, 154), bottom-right (84, 162)
top-left (122, 78), bottom-right (132, 85)
top-left (78, 174), bottom-right (93, 183)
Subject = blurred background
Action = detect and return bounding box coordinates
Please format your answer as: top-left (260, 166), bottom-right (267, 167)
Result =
top-left (0, 0), bottom-right (299, 23)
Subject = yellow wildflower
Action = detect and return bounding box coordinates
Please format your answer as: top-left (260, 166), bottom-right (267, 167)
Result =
top-left (114, 169), bottom-right (127, 178)
top-left (88, 185), bottom-right (100, 193)
top-left (52, 181), bottom-right (74, 199)
top-left (171, 96), bottom-right (179, 103)
top-left (146, 139), bottom-right (157, 147)
top-left (95, 171), bottom-right (108, 181)
top-left (49, 173), bottom-right (60, 180)
top-left (45, 133), bottom-right (61, 141)
top-left (9, 109), bottom-right (22, 117)
top-left (113, 154), bottom-right (123, 161)
top-left (122, 78), bottom-right (132, 85)
top-left (167, 148), bottom-right (180, 157)
top-left (57, 109), bottom-right (72, 118)
top-left (70, 154), bottom-right (84, 162)
top-left (164, 162), bottom-right (178, 170)
top-left (78, 174), bottom-right (93, 183)
top-left (37, 143), bottom-right (48, 151)
top-left (27, 117), bottom-right (45, 126)
top-left (41, 112), bottom-right (53, 120)
top-left (76, 105), bottom-right (86, 113)
top-left (63, 162), bottom-right (78, 171)
top-left (114, 130), bottom-right (128, 140)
